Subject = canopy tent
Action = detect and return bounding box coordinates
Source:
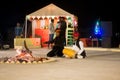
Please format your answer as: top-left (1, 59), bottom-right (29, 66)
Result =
top-left (25, 3), bottom-right (76, 37)
top-left (27, 3), bottom-right (74, 17)
top-left (25, 3), bottom-right (78, 47)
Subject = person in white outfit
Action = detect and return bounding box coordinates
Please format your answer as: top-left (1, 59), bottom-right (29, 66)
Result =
top-left (72, 36), bottom-right (86, 59)
top-left (48, 19), bottom-right (55, 48)
top-left (63, 33), bottom-right (86, 59)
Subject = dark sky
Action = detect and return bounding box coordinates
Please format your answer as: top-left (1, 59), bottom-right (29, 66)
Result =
top-left (0, 0), bottom-right (116, 41)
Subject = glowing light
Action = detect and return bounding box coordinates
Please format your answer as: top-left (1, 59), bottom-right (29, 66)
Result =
top-left (94, 19), bottom-right (102, 36)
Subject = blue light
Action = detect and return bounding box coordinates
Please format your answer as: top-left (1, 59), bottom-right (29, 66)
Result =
top-left (94, 19), bottom-right (102, 36)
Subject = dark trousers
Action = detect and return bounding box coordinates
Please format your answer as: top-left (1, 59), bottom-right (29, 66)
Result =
top-left (47, 46), bottom-right (64, 57)
top-left (80, 50), bottom-right (87, 58)
top-left (48, 34), bottom-right (54, 47)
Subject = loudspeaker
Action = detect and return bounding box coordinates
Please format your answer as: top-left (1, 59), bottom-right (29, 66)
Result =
top-left (102, 37), bottom-right (111, 48)
top-left (101, 21), bottom-right (112, 37)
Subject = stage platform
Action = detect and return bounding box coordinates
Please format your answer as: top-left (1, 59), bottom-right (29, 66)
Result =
top-left (14, 38), bottom-right (41, 49)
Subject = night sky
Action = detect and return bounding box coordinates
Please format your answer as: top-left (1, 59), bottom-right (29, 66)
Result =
top-left (0, 0), bottom-right (117, 45)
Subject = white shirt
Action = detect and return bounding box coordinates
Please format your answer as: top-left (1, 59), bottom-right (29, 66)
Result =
top-left (49, 22), bottom-right (55, 34)
top-left (72, 41), bottom-right (84, 55)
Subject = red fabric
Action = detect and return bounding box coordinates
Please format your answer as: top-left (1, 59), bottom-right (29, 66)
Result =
top-left (73, 32), bottom-right (79, 37)
top-left (35, 29), bottom-right (49, 47)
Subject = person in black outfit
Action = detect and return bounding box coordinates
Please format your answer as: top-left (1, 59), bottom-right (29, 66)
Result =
top-left (59, 17), bottom-right (67, 46)
top-left (46, 17), bottom-right (67, 57)
top-left (46, 29), bottom-right (64, 57)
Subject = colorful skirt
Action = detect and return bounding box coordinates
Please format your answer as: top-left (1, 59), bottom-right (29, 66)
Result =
top-left (62, 48), bottom-right (76, 58)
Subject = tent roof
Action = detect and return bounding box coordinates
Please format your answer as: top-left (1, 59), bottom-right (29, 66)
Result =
top-left (27, 3), bottom-right (74, 17)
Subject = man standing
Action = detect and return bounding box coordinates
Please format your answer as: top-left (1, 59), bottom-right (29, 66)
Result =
top-left (48, 19), bottom-right (55, 48)
top-left (15, 22), bottom-right (23, 38)
top-left (59, 17), bottom-right (67, 46)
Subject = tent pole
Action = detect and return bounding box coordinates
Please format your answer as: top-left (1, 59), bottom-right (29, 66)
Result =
top-left (25, 16), bottom-right (27, 39)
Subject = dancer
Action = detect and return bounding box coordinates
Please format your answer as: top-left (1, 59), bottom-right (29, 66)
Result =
top-left (63, 34), bottom-right (86, 59)
top-left (46, 29), bottom-right (64, 57)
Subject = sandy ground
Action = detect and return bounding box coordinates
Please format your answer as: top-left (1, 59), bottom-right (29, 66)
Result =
top-left (0, 48), bottom-right (120, 80)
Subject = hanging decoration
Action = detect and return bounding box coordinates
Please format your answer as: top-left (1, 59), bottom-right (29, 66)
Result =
top-left (40, 19), bottom-right (45, 29)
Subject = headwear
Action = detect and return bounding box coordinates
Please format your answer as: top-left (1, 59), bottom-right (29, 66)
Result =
top-left (73, 32), bottom-right (79, 37)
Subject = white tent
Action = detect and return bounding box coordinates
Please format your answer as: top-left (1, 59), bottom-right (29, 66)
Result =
top-left (25, 3), bottom-right (75, 38)
top-left (27, 3), bottom-right (74, 17)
